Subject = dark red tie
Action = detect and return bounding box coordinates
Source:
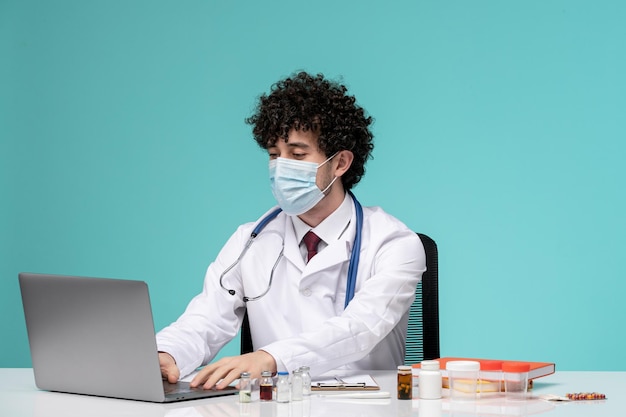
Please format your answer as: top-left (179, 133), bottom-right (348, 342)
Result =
top-left (303, 231), bottom-right (322, 262)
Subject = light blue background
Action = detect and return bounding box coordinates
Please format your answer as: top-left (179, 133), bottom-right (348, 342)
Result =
top-left (2, 0), bottom-right (624, 370)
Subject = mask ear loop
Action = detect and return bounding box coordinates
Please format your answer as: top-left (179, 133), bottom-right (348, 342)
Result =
top-left (318, 152), bottom-right (340, 194)
top-left (320, 176), bottom-right (338, 194)
top-left (318, 152), bottom-right (339, 168)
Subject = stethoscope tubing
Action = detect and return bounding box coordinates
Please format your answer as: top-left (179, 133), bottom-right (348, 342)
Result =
top-left (344, 192), bottom-right (363, 307)
top-left (220, 192), bottom-right (363, 308)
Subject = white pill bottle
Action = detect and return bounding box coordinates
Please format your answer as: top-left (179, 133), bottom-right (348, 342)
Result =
top-left (419, 360), bottom-right (442, 399)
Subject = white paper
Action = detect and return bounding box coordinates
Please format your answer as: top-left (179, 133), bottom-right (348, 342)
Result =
top-left (311, 374), bottom-right (378, 388)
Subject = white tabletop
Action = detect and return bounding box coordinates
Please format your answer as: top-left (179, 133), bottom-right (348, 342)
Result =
top-left (0, 369), bottom-right (623, 417)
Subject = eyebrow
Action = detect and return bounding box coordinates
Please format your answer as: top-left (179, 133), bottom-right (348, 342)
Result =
top-left (267, 141), bottom-right (311, 150)
top-left (285, 141), bottom-right (311, 149)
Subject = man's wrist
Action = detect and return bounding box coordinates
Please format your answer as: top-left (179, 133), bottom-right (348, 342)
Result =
top-left (158, 351), bottom-right (176, 364)
top-left (257, 349), bottom-right (278, 373)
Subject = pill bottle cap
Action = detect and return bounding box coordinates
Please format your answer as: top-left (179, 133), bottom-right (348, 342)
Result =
top-left (502, 362), bottom-right (531, 373)
top-left (480, 360), bottom-right (503, 371)
top-left (261, 371), bottom-right (272, 377)
top-left (240, 372), bottom-right (251, 378)
top-left (446, 360), bottom-right (480, 371)
top-left (277, 371), bottom-right (289, 376)
top-left (421, 360), bottom-right (440, 371)
top-left (397, 365), bottom-right (412, 371)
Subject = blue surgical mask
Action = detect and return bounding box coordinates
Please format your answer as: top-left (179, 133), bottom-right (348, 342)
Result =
top-left (269, 154), bottom-right (337, 215)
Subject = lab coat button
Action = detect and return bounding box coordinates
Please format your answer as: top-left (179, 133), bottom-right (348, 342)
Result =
top-left (301, 287), bottom-right (312, 297)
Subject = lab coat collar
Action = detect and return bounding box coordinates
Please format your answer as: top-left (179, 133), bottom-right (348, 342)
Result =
top-left (281, 194), bottom-right (356, 275)
top-left (302, 237), bottom-right (352, 278)
top-left (291, 193), bottom-right (353, 245)
top-left (300, 193), bottom-right (354, 277)
top-left (283, 221), bottom-right (306, 271)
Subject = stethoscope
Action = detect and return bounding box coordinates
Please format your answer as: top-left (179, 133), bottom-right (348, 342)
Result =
top-left (219, 192), bottom-right (363, 308)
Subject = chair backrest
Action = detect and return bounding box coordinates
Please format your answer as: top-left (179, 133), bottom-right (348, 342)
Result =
top-left (404, 233), bottom-right (440, 364)
top-left (240, 232), bottom-right (441, 362)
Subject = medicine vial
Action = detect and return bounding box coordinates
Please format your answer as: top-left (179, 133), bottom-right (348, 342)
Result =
top-left (397, 365), bottom-right (412, 399)
top-left (276, 372), bottom-right (290, 403)
top-left (419, 360), bottom-right (442, 400)
top-left (291, 369), bottom-right (304, 401)
top-left (239, 372), bottom-right (252, 403)
top-left (260, 371), bottom-right (274, 401)
top-left (300, 366), bottom-right (312, 396)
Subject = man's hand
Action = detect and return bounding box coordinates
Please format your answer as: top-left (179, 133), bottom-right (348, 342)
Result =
top-left (190, 350), bottom-right (277, 390)
top-left (159, 352), bottom-right (180, 384)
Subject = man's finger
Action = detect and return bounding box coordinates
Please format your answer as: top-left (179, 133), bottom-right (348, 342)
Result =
top-left (215, 369), bottom-right (241, 389)
top-left (167, 369), bottom-right (179, 384)
top-left (190, 367), bottom-right (211, 388)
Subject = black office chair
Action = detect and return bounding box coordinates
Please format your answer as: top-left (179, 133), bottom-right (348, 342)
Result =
top-left (404, 233), bottom-right (440, 364)
top-left (240, 232), bottom-right (440, 362)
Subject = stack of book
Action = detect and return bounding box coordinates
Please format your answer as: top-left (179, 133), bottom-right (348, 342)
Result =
top-left (413, 357), bottom-right (555, 390)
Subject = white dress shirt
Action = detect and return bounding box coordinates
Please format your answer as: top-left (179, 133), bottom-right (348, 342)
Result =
top-left (292, 193), bottom-right (353, 262)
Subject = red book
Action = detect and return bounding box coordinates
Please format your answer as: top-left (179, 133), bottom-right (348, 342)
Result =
top-left (414, 357), bottom-right (555, 380)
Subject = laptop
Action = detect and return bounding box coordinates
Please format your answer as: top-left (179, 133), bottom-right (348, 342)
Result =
top-left (19, 272), bottom-right (238, 402)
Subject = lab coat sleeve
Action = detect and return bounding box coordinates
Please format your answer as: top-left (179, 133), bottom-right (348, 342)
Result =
top-left (259, 212), bottom-right (425, 376)
top-left (155, 225), bottom-right (251, 379)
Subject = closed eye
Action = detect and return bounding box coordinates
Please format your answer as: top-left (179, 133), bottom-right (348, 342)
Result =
top-left (267, 148), bottom-right (279, 159)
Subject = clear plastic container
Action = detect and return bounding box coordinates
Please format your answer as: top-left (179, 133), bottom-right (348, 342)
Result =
top-left (502, 362), bottom-right (530, 400)
top-left (479, 360), bottom-right (503, 397)
top-left (446, 360), bottom-right (480, 400)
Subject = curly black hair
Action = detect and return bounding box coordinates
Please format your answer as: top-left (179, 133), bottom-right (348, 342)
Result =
top-left (245, 71), bottom-right (374, 191)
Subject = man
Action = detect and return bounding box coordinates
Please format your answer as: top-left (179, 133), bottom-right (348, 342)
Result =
top-left (157, 71), bottom-right (425, 389)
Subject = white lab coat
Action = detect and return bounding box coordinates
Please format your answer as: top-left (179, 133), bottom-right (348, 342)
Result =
top-left (156, 199), bottom-right (425, 378)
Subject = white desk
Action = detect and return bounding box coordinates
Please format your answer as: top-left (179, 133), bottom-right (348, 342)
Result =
top-left (0, 369), bottom-right (623, 417)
